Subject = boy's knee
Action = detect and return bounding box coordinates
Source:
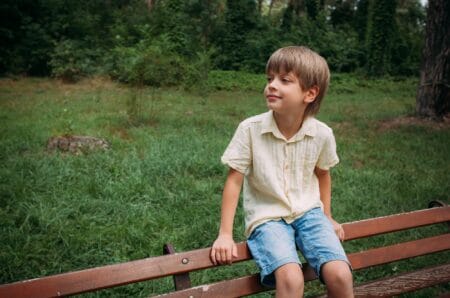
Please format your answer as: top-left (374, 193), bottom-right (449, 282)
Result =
top-left (321, 261), bottom-right (353, 287)
top-left (275, 263), bottom-right (304, 293)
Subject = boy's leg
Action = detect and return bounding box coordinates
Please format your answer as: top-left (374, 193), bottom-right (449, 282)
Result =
top-left (247, 220), bottom-right (303, 293)
top-left (321, 260), bottom-right (353, 298)
top-left (274, 263), bottom-right (304, 298)
top-left (293, 208), bottom-right (353, 297)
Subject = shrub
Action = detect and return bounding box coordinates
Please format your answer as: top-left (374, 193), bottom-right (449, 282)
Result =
top-left (206, 70), bottom-right (265, 92)
top-left (183, 50), bottom-right (214, 92)
top-left (108, 34), bottom-right (189, 87)
top-left (49, 40), bottom-right (100, 82)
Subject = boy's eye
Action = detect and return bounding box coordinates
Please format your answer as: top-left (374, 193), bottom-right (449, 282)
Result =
top-left (267, 77), bottom-right (273, 82)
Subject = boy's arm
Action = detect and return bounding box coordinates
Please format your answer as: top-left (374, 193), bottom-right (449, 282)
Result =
top-left (315, 167), bottom-right (345, 241)
top-left (211, 168), bottom-right (244, 265)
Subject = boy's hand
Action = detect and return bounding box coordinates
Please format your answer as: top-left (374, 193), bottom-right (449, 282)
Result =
top-left (210, 235), bottom-right (238, 265)
top-left (329, 218), bottom-right (345, 241)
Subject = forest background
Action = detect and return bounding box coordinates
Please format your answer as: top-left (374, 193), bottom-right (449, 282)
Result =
top-left (1, 0), bottom-right (426, 84)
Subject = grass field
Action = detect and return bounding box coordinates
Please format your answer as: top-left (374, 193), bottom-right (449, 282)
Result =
top-left (0, 73), bottom-right (449, 297)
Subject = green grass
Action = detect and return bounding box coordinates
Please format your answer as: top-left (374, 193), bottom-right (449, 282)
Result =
top-left (0, 74), bottom-right (449, 297)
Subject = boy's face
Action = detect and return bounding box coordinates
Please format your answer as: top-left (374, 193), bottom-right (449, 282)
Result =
top-left (264, 71), bottom-right (317, 115)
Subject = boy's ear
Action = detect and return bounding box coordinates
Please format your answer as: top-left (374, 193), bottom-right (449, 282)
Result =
top-left (304, 86), bottom-right (319, 103)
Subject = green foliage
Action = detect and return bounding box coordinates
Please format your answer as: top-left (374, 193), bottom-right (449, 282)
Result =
top-left (108, 31), bottom-right (215, 89)
top-left (206, 70), bottom-right (265, 92)
top-left (282, 13), bottom-right (363, 73)
top-left (0, 0), bottom-right (427, 79)
top-left (49, 40), bottom-right (101, 82)
top-left (178, 0), bottom-right (222, 50)
top-left (183, 50), bottom-right (214, 93)
top-left (280, 2), bottom-right (295, 32)
top-left (213, 0), bottom-right (260, 70)
top-left (330, 0), bottom-right (355, 27)
top-left (109, 34), bottom-right (188, 87)
top-left (305, 0), bottom-right (319, 20)
top-left (148, 0), bottom-right (193, 56)
top-left (240, 20), bottom-right (282, 73)
top-left (354, 0), bottom-right (369, 42)
top-left (366, 0), bottom-right (398, 76)
top-left (390, 0), bottom-right (425, 76)
top-left (0, 0), bottom-right (54, 75)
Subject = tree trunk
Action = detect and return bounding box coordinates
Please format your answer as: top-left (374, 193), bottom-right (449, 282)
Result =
top-left (269, 0), bottom-right (274, 16)
top-left (258, 0), bottom-right (263, 15)
top-left (416, 0), bottom-right (450, 119)
top-left (145, 0), bottom-right (155, 11)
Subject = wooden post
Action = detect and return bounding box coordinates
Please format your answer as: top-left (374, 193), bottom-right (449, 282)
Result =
top-left (163, 244), bottom-right (192, 291)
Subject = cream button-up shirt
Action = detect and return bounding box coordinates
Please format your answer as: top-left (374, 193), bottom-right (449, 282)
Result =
top-left (221, 111), bottom-right (339, 237)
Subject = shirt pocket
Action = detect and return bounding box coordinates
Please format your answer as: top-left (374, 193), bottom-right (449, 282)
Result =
top-left (294, 138), bottom-right (319, 171)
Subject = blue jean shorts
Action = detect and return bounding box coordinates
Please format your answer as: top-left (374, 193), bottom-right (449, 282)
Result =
top-left (247, 207), bottom-right (351, 288)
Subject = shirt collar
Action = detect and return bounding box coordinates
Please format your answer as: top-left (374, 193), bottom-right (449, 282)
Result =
top-left (261, 110), bottom-right (317, 141)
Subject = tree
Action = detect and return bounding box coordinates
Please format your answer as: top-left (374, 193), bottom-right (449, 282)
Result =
top-left (354, 0), bottom-right (369, 42)
top-left (281, 1), bottom-right (295, 31)
top-left (366, 0), bottom-right (397, 76)
top-left (214, 0), bottom-right (259, 70)
top-left (305, 0), bottom-right (319, 20)
top-left (390, 0), bottom-right (425, 75)
top-left (416, 0), bottom-right (450, 119)
top-left (330, 0), bottom-right (355, 27)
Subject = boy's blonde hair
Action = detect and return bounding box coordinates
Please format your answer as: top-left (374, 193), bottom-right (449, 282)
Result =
top-left (266, 46), bottom-right (330, 117)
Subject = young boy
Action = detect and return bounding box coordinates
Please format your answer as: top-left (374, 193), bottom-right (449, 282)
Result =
top-left (210, 46), bottom-right (353, 297)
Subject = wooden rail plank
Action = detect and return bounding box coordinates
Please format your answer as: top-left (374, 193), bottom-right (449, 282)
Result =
top-left (349, 234), bottom-right (450, 269)
top-left (343, 205), bottom-right (450, 240)
top-left (0, 206), bottom-right (448, 298)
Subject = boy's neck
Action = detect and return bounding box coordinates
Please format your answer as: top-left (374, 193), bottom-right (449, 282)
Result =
top-left (273, 109), bottom-right (307, 140)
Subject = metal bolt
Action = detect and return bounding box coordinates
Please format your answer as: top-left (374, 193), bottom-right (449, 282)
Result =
top-left (182, 258), bottom-right (189, 264)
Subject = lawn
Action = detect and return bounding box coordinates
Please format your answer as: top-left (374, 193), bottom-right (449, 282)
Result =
top-left (0, 73), bottom-right (449, 297)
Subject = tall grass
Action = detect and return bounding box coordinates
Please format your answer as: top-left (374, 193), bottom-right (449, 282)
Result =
top-left (0, 74), bottom-right (449, 297)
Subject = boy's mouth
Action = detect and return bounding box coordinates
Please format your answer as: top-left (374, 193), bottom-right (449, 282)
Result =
top-left (266, 95), bottom-right (281, 102)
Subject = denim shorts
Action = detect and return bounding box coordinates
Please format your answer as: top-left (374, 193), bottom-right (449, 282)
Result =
top-left (247, 207), bottom-right (351, 288)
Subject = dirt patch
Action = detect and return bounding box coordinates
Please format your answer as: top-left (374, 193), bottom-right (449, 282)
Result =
top-left (109, 127), bottom-right (132, 140)
top-left (0, 76), bottom-right (122, 94)
top-left (378, 115), bottom-right (450, 132)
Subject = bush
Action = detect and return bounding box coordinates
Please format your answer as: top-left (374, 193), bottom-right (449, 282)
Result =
top-left (283, 14), bottom-right (363, 73)
top-left (109, 36), bottom-right (187, 87)
top-left (182, 50), bottom-right (214, 92)
top-left (206, 70), bottom-right (265, 92)
top-left (49, 40), bottom-right (101, 82)
top-left (108, 33), bottom-right (215, 89)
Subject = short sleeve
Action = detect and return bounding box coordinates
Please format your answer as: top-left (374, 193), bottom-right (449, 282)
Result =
top-left (316, 130), bottom-right (339, 170)
top-left (221, 122), bottom-right (252, 174)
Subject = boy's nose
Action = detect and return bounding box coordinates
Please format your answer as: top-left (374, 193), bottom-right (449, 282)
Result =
top-left (268, 78), bottom-right (279, 89)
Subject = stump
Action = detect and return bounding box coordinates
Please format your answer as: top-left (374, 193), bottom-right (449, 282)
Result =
top-left (47, 135), bottom-right (109, 154)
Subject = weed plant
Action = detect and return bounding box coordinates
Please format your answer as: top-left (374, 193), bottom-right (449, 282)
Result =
top-left (0, 74), bottom-right (449, 297)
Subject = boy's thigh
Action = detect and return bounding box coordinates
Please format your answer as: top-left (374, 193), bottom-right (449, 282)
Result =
top-left (247, 220), bottom-right (301, 288)
top-left (292, 208), bottom-right (350, 281)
